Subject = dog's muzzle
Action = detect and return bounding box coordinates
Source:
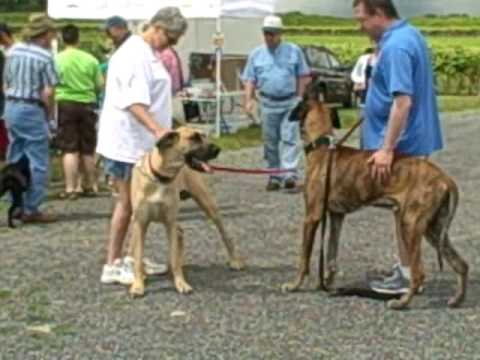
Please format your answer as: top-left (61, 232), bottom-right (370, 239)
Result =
top-left (185, 144), bottom-right (221, 173)
top-left (207, 144), bottom-right (221, 159)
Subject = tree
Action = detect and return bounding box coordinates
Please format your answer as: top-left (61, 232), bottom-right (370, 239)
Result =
top-left (0, 0), bottom-right (46, 12)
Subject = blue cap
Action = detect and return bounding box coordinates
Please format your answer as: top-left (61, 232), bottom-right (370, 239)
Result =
top-left (104, 16), bottom-right (128, 30)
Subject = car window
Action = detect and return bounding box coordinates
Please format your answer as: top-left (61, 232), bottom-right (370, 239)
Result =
top-left (305, 48), bottom-right (330, 69)
top-left (327, 53), bottom-right (340, 68)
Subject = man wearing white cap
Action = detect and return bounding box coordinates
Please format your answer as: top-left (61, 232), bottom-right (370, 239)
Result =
top-left (242, 15), bottom-right (311, 191)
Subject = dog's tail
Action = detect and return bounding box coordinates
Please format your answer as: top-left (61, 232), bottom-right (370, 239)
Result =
top-left (436, 179), bottom-right (459, 272)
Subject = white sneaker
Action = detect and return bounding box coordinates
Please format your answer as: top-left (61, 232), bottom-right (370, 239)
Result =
top-left (100, 259), bottom-right (134, 285)
top-left (143, 257), bottom-right (168, 276)
top-left (123, 256), bottom-right (168, 276)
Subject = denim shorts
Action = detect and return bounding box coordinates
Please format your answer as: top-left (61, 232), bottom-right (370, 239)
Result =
top-left (103, 157), bottom-right (134, 181)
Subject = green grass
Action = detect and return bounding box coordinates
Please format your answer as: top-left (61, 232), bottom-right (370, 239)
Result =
top-left (438, 95), bottom-right (480, 112)
top-left (340, 95), bottom-right (475, 123)
top-left (340, 95), bottom-right (480, 128)
top-left (211, 124), bottom-right (263, 151)
top-left (0, 201), bottom-right (8, 214)
top-left (0, 289), bottom-right (13, 300)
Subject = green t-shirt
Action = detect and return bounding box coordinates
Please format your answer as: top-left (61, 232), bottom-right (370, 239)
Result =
top-left (55, 47), bottom-right (103, 103)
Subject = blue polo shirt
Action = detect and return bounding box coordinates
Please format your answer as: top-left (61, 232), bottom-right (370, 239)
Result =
top-left (242, 42), bottom-right (310, 106)
top-left (363, 20), bottom-right (443, 156)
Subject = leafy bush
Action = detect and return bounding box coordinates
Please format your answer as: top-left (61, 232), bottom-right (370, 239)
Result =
top-left (289, 35), bottom-right (480, 95)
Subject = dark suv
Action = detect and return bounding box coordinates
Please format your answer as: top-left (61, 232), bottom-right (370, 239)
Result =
top-left (301, 45), bottom-right (354, 108)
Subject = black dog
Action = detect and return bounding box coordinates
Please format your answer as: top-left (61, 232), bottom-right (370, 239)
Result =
top-left (0, 155), bottom-right (31, 228)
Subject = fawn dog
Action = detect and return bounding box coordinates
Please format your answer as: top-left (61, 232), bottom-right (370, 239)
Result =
top-left (128, 127), bottom-right (244, 297)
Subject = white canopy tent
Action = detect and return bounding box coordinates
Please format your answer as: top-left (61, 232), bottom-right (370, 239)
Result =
top-left (48, 0), bottom-right (277, 136)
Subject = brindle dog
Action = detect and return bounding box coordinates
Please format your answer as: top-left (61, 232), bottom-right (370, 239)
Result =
top-left (281, 85), bottom-right (468, 310)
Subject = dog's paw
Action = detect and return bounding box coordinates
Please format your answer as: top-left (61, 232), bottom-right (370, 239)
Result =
top-left (281, 282), bottom-right (299, 293)
top-left (324, 270), bottom-right (337, 287)
top-left (228, 257), bottom-right (246, 271)
top-left (129, 283), bottom-right (145, 299)
top-left (447, 293), bottom-right (465, 308)
top-left (175, 279), bottom-right (193, 294)
top-left (387, 299), bottom-right (408, 310)
top-left (315, 280), bottom-right (330, 292)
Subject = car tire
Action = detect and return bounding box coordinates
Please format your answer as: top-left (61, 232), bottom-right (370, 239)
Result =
top-left (342, 89), bottom-right (355, 108)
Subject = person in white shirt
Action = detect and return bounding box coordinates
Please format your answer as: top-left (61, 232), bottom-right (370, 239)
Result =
top-left (351, 47), bottom-right (376, 107)
top-left (97, 7), bottom-right (188, 285)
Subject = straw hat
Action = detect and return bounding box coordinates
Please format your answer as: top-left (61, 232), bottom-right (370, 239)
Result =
top-left (23, 13), bottom-right (57, 40)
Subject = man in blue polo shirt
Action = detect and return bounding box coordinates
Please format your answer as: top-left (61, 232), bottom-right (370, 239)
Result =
top-left (353, 0), bottom-right (443, 294)
top-left (242, 16), bottom-right (311, 191)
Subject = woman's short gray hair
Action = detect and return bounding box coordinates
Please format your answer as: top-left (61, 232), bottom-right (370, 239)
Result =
top-left (150, 7), bottom-right (188, 36)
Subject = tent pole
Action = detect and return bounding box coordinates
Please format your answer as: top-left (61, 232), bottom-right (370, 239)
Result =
top-left (215, 16), bottom-right (222, 138)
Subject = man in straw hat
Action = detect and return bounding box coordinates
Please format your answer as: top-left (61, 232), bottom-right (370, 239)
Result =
top-left (96, 7), bottom-right (188, 285)
top-left (3, 13), bottom-right (59, 223)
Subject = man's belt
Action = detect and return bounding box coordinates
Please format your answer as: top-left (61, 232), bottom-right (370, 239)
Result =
top-left (6, 96), bottom-right (45, 108)
top-left (259, 92), bottom-right (296, 102)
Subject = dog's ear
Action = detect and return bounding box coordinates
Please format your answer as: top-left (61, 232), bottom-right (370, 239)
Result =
top-left (289, 99), bottom-right (303, 122)
top-left (156, 131), bottom-right (180, 151)
top-left (330, 108), bottom-right (342, 129)
top-left (189, 132), bottom-right (203, 143)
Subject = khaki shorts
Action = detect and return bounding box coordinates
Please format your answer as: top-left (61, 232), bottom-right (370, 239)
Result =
top-left (56, 101), bottom-right (97, 155)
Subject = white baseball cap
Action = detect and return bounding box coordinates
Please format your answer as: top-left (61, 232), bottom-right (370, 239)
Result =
top-left (262, 15), bottom-right (283, 33)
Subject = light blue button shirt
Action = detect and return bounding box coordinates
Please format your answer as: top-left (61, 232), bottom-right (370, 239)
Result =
top-left (363, 20), bottom-right (443, 156)
top-left (242, 42), bottom-right (310, 103)
top-left (4, 43), bottom-right (59, 101)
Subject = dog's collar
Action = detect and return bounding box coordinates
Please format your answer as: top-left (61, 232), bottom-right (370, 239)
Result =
top-left (148, 154), bottom-right (175, 184)
top-left (304, 135), bottom-right (336, 154)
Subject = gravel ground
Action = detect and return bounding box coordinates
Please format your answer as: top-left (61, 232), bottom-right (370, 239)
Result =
top-left (1, 112), bottom-right (479, 360)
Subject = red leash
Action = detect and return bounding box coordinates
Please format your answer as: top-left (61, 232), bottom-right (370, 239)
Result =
top-left (209, 164), bottom-right (296, 175)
